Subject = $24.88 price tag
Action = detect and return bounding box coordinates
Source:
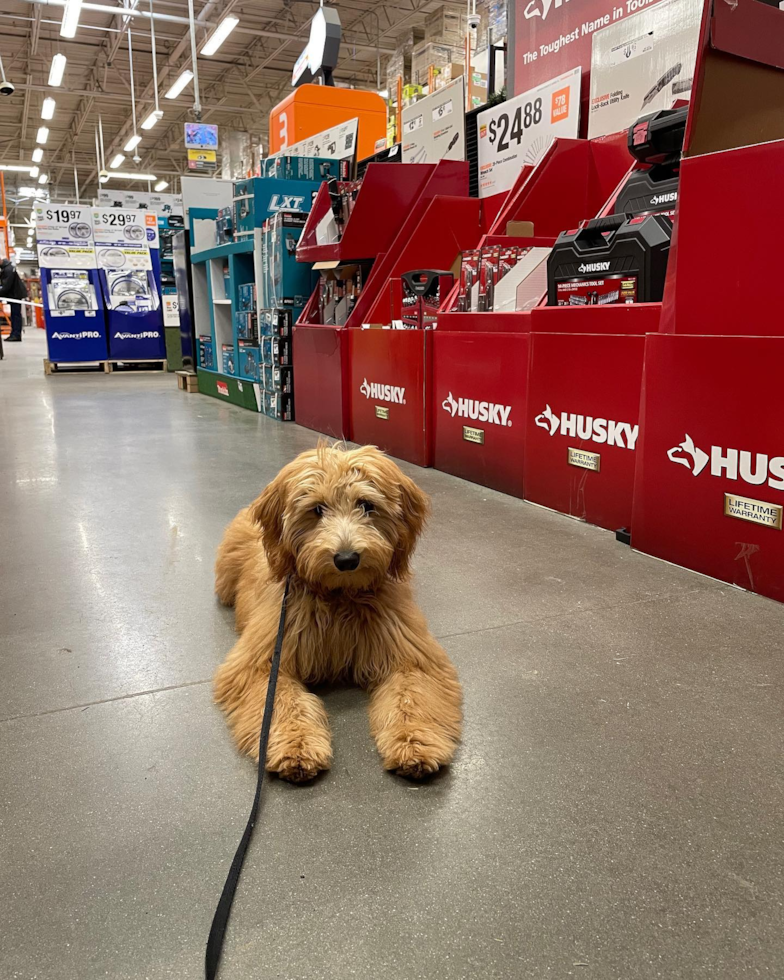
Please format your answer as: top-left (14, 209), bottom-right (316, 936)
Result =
top-left (477, 67), bottom-right (581, 199)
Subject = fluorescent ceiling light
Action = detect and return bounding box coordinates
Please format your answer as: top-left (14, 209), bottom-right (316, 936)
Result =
top-left (49, 53), bottom-right (67, 86)
top-left (32, 147), bottom-right (44, 163)
top-left (36, 127), bottom-right (49, 144)
top-left (200, 15), bottom-right (239, 56)
top-left (123, 134), bottom-right (142, 152)
top-left (154, 180), bottom-right (168, 191)
top-left (0, 164), bottom-right (35, 173)
top-left (108, 171), bottom-right (157, 181)
top-left (38, 174), bottom-right (49, 184)
top-left (60, 0), bottom-right (83, 38)
top-left (140, 110), bottom-right (163, 130)
top-left (109, 153), bottom-right (125, 169)
top-left (19, 187), bottom-right (36, 195)
top-left (41, 97), bottom-right (56, 120)
top-left (30, 166), bottom-right (40, 178)
top-left (164, 69), bottom-right (193, 99)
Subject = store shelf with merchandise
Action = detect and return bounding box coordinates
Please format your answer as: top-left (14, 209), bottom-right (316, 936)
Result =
top-left (190, 231), bottom-right (255, 380)
top-left (292, 160), bottom-right (471, 440)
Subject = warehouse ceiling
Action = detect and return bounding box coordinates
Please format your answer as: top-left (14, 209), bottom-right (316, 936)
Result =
top-left (0, 0), bottom-right (462, 220)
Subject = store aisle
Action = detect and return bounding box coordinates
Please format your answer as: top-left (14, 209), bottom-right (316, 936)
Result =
top-left (2, 330), bottom-right (783, 980)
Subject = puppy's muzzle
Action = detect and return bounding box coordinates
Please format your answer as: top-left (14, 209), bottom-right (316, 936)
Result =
top-left (333, 550), bottom-right (361, 572)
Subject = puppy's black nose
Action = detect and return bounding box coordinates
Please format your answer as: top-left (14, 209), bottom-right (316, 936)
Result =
top-left (333, 551), bottom-right (360, 572)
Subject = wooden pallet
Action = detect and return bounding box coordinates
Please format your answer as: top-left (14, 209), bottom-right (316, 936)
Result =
top-left (44, 358), bottom-right (168, 376)
top-left (176, 370), bottom-right (199, 392)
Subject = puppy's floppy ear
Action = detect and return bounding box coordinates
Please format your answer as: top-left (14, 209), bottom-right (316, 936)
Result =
top-left (248, 472), bottom-right (295, 580)
top-left (390, 472), bottom-right (430, 579)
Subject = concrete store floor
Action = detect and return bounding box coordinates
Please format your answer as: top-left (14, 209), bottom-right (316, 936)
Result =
top-left (2, 329), bottom-right (783, 980)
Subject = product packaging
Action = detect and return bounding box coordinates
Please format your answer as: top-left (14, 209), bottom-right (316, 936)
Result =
top-left (588, 0), bottom-right (702, 139)
top-left (222, 344), bottom-right (235, 376)
top-left (262, 364), bottom-right (294, 394)
top-left (235, 311), bottom-right (258, 341)
top-left (258, 308), bottom-right (293, 338)
top-left (198, 335), bottom-right (214, 370)
top-left (264, 390), bottom-right (295, 421)
top-left (237, 339), bottom-right (260, 380)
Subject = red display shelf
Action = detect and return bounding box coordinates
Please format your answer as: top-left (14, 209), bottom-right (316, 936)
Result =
top-left (349, 330), bottom-right (432, 467)
top-left (293, 161), bottom-right (470, 440)
top-left (633, 334), bottom-right (784, 603)
top-left (432, 314), bottom-right (533, 498)
top-left (524, 304), bottom-right (662, 532)
top-left (488, 132), bottom-right (630, 239)
top-left (296, 163), bottom-right (435, 263)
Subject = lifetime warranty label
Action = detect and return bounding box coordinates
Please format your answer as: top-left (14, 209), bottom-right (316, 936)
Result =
top-left (463, 426), bottom-right (485, 445)
top-left (724, 493), bottom-right (782, 530)
top-left (568, 447), bottom-right (601, 472)
top-left (375, 406), bottom-right (390, 420)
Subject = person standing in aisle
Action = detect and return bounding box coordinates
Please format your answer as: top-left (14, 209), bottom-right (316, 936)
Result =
top-left (0, 257), bottom-right (28, 342)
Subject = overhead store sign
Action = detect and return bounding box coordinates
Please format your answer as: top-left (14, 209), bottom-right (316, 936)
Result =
top-left (292, 7), bottom-right (342, 86)
top-left (401, 76), bottom-right (465, 164)
top-left (477, 67), bottom-right (581, 198)
top-left (272, 118), bottom-right (358, 161)
top-left (188, 148), bottom-right (218, 172)
top-left (91, 208), bottom-right (155, 271)
top-left (35, 204), bottom-right (97, 269)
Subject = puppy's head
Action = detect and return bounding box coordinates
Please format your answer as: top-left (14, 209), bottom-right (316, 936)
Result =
top-left (249, 444), bottom-right (429, 590)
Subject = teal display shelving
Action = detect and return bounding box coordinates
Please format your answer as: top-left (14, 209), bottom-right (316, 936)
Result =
top-left (190, 235), bottom-right (257, 380)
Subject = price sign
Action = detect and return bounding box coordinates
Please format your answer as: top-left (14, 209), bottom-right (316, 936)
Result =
top-left (401, 76), bottom-right (465, 164)
top-left (91, 208), bottom-right (154, 271)
top-left (432, 100), bottom-right (453, 122)
top-left (35, 204), bottom-right (96, 269)
top-left (477, 67), bottom-right (581, 199)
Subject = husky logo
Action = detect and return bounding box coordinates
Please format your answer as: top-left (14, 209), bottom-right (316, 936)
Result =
top-left (667, 434), bottom-right (784, 490)
top-left (441, 392), bottom-right (512, 427)
top-left (667, 434), bottom-right (709, 476)
top-left (533, 405), bottom-right (639, 449)
top-left (650, 192), bottom-right (677, 206)
top-left (113, 331), bottom-right (160, 340)
top-left (359, 378), bottom-right (405, 404)
top-left (268, 194), bottom-right (306, 212)
top-left (523, 0), bottom-right (572, 21)
top-left (52, 331), bottom-right (100, 340)
top-left (534, 403), bottom-right (559, 436)
top-left (577, 261), bottom-right (611, 274)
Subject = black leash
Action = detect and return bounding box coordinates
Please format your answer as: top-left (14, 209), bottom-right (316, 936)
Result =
top-left (205, 576), bottom-right (292, 980)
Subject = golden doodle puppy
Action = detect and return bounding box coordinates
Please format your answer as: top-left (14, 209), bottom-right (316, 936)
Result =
top-left (214, 444), bottom-right (462, 783)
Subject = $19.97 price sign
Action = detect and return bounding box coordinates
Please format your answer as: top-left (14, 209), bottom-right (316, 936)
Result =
top-left (477, 67), bottom-right (581, 199)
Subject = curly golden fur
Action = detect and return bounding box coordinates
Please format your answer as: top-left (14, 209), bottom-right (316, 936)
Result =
top-left (213, 444), bottom-right (463, 782)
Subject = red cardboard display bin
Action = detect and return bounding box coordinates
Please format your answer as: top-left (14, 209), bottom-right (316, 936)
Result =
top-left (632, 334), bottom-right (784, 603)
top-left (432, 314), bottom-right (531, 498)
top-left (524, 304), bottom-right (661, 532)
top-left (349, 330), bottom-right (432, 467)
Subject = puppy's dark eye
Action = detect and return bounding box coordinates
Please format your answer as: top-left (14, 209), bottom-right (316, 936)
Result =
top-left (313, 504), bottom-right (325, 518)
top-left (357, 499), bottom-right (375, 514)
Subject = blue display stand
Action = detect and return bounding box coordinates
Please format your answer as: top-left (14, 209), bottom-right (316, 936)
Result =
top-left (42, 268), bottom-right (109, 362)
top-left (101, 268), bottom-right (166, 360)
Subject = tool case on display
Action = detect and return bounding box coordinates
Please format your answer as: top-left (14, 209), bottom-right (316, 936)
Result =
top-left (547, 213), bottom-right (672, 306)
top-left (612, 106), bottom-right (688, 217)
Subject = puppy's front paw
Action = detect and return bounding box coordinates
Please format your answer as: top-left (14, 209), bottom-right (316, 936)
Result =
top-left (274, 756), bottom-right (324, 783)
top-left (268, 739), bottom-right (331, 784)
top-left (384, 740), bottom-right (445, 781)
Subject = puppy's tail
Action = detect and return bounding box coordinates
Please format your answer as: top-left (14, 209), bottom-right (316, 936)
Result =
top-left (214, 507), bottom-right (261, 607)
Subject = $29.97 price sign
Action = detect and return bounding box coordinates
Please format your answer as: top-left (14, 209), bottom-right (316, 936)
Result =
top-left (477, 67), bottom-right (581, 199)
